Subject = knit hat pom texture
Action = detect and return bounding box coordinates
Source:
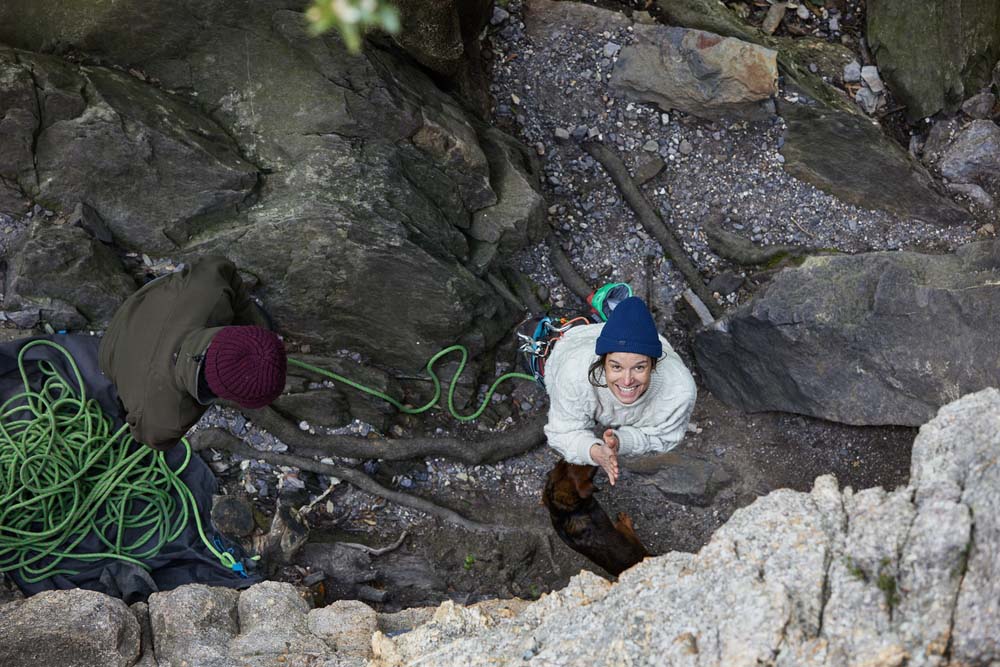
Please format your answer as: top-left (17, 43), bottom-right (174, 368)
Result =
top-left (595, 296), bottom-right (662, 359)
top-left (205, 326), bottom-right (286, 409)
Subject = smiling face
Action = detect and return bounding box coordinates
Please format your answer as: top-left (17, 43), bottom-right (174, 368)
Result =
top-left (604, 352), bottom-right (653, 404)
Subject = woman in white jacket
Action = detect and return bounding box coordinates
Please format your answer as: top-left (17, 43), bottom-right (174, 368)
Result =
top-left (543, 297), bottom-right (697, 484)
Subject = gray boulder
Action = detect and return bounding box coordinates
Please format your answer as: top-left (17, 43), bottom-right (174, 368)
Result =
top-left (148, 585), bottom-right (242, 667)
top-left (231, 581), bottom-right (328, 657)
top-left (4, 219), bottom-right (137, 330)
top-left (0, 589), bottom-right (140, 667)
top-left (938, 119), bottom-right (1000, 185)
top-left (524, 0), bottom-right (632, 39)
top-left (468, 127), bottom-right (546, 274)
top-left (0, 48), bottom-right (259, 254)
top-left (0, 4), bottom-right (539, 371)
top-left (693, 240), bottom-right (1000, 426)
top-left (308, 599), bottom-right (379, 659)
top-left (610, 24), bottom-right (778, 121)
top-left (779, 101), bottom-right (970, 225)
top-left (961, 90), bottom-right (997, 119)
top-left (373, 388), bottom-right (1000, 666)
top-left (867, 0), bottom-right (1000, 122)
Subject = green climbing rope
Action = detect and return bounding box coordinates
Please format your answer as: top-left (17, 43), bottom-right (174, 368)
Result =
top-left (288, 344), bottom-right (536, 422)
top-left (0, 339), bottom-right (236, 583)
top-left (0, 340), bottom-right (534, 583)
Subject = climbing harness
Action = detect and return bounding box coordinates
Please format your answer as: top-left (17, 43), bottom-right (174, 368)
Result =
top-left (516, 282), bottom-right (635, 385)
top-left (0, 340), bottom-right (248, 583)
top-left (515, 315), bottom-right (591, 386)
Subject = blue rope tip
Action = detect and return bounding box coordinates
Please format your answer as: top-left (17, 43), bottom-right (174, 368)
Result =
top-left (231, 561), bottom-right (248, 577)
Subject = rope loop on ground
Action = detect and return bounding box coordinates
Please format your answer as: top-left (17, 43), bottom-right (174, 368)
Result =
top-left (288, 344), bottom-right (536, 422)
top-left (0, 339), bottom-right (230, 583)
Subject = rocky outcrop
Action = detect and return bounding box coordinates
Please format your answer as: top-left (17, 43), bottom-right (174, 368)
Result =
top-left (0, 2), bottom-right (545, 371)
top-left (3, 219), bottom-right (137, 329)
top-left (779, 101), bottom-right (970, 225)
top-left (371, 389), bottom-right (1000, 665)
top-left (693, 240), bottom-right (1000, 426)
top-left (609, 24), bottom-right (778, 121)
top-left (867, 0), bottom-right (1000, 122)
top-left (6, 389), bottom-right (998, 665)
top-left (0, 49), bottom-right (260, 253)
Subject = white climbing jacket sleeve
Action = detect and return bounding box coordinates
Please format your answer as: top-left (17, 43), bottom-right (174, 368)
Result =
top-left (544, 377), bottom-right (602, 465)
top-left (544, 324), bottom-right (697, 462)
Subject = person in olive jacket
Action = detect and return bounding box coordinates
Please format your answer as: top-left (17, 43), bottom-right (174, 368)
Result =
top-left (99, 255), bottom-right (287, 451)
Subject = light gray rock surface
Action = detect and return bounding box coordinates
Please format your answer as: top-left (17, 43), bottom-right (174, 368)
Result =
top-left (0, 588), bottom-right (140, 667)
top-left (148, 584), bottom-right (242, 667)
top-left (610, 24), bottom-right (778, 121)
top-left (693, 240), bottom-right (1000, 426)
top-left (3, 391), bottom-right (999, 665)
top-left (369, 389), bottom-right (1000, 666)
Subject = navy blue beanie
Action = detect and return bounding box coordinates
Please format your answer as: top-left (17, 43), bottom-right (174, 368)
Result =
top-left (595, 296), bottom-right (662, 358)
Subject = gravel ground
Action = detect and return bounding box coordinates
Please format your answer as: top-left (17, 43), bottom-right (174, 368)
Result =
top-left (487, 0), bottom-right (978, 317)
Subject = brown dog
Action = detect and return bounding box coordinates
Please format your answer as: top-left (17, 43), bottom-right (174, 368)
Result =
top-left (542, 460), bottom-right (649, 576)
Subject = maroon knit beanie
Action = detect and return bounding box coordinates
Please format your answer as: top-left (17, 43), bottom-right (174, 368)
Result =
top-left (204, 326), bottom-right (287, 409)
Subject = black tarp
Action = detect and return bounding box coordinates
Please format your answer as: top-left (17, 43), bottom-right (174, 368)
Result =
top-left (0, 334), bottom-right (260, 603)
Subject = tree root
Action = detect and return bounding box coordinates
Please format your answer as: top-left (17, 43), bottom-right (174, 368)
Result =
top-left (582, 141), bottom-right (723, 319)
top-left (246, 406), bottom-right (546, 465)
top-left (546, 232), bottom-right (593, 305)
top-left (338, 531), bottom-right (409, 556)
top-left (192, 433), bottom-right (499, 533)
top-left (502, 263), bottom-right (545, 315)
top-left (700, 210), bottom-right (811, 266)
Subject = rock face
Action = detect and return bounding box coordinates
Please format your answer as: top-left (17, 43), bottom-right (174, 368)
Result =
top-left (0, 49), bottom-right (259, 254)
top-left (3, 390), bottom-right (1000, 664)
top-left (391, 0), bottom-right (493, 111)
top-left (0, 2), bottom-right (544, 371)
top-left (4, 220), bottom-right (137, 329)
top-left (867, 0), bottom-right (1000, 122)
top-left (371, 389), bottom-right (1000, 666)
top-left (693, 240), bottom-right (1000, 426)
top-left (610, 24), bottom-right (778, 121)
top-left (779, 101), bottom-right (970, 226)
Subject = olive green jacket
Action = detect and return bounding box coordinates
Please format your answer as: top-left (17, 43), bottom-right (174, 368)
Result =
top-left (99, 256), bottom-right (269, 450)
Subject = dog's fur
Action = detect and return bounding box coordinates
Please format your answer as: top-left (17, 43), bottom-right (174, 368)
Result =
top-left (542, 460), bottom-right (649, 576)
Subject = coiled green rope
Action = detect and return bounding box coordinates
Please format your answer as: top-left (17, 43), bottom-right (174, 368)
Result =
top-left (0, 339), bottom-right (236, 583)
top-left (288, 344), bottom-right (536, 422)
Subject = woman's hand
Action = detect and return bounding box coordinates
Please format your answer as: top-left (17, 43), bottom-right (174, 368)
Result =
top-left (590, 430), bottom-right (620, 485)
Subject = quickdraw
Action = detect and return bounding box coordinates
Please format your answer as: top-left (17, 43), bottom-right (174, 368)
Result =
top-left (516, 315), bottom-right (592, 385)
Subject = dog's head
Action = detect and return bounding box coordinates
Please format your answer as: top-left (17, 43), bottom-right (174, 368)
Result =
top-left (543, 460), bottom-right (598, 513)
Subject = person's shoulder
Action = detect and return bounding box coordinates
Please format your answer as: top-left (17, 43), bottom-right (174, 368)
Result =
top-left (562, 321), bottom-right (603, 345)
